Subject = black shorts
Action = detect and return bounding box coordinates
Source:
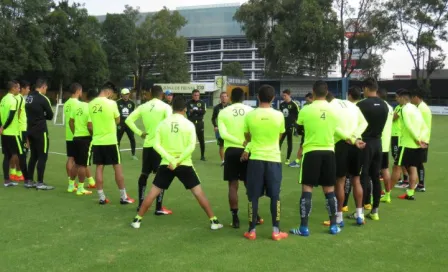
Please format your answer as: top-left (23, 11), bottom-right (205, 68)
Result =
top-left (335, 141), bottom-right (363, 177)
top-left (391, 136), bottom-right (399, 159)
top-left (246, 160), bottom-right (282, 198)
top-left (422, 145), bottom-right (429, 163)
top-left (73, 137), bottom-right (92, 166)
top-left (153, 165), bottom-right (201, 190)
top-left (141, 147), bottom-right (161, 175)
top-left (395, 147), bottom-right (423, 167)
top-left (1, 135), bottom-right (22, 156)
top-left (66, 141), bottom-right (76, 157)
top-left (90, 144), bottom-right (121, 165)
top-left (381, 152), bottom-right (389, 170)
top-left (300, 151), bottom-right (336, 187)
top-left (361, 139), bottom-right (382, 179)
top-left (224, 147), bottom-right (248, 182)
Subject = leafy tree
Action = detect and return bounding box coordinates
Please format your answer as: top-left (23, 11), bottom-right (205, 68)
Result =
top-left (222, 62), bottom-right (245, 77)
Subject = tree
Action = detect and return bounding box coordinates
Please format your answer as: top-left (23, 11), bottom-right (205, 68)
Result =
top-left (387, 0), bottom-right (448, 91)
top-left (234, 0), bottom-right (340, 77)
top-left (222, 62), bottom-right (244, 77)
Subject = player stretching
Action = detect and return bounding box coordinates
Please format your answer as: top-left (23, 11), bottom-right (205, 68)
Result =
top-left (211, 92), bottom-right (229, 166)
top-left (1, 81), bottom-right (21, 187)
top-left (381, 90), bottom-right (428, 202)
top-left (279, 89), bottom-right (299, 165)
top-left (68, 89), bottom-right (97, 195)
top-left (64, 83), bottom-right (81, 187)
top-left (131, 96), bottom-right (223, 230)
top-left (242, 85), bottom-right (288, 241)
top-left (88, 82), bottom-right (134, 205)
top-left (125, 85), bottom-right (173, 215)
top-left (187, 90), bottom-right (206, 161)
top-left (411, 89), bottom-right (432, 192)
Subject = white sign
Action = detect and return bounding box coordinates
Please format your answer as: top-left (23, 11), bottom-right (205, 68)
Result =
top-left (155, 83), bottom-right (206, 94)
top-left (429, 106), bottom-right (448, 116)
top-left (243, 100), bottom-right (257, 107)
top-left (344, 49), bottom-right (368, 60)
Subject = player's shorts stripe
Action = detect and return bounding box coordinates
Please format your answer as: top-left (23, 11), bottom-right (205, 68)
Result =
top-left (398, 147), bottom-right (405, 166)
top-left (192, 165), bottom-right (201, 184)
top-left (44, 132), bottom-right (48, 153)
top-left (87, 143), bottom-right (93, 166)
top-left (298, 153), bottom-right (305, 184)
top-left (116, 144), bottom-right (121, 164)
top-left (15, 135), bottom-right (23, 155)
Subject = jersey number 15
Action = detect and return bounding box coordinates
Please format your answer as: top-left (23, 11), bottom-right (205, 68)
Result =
top-left (171, 122), bottom-right (179, 133)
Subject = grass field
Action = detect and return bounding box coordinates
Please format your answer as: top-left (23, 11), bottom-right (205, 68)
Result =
top-left (1, 112), bottom-right (447, 272)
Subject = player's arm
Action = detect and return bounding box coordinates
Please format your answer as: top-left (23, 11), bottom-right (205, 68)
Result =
top-left (218, 115), bottom-right (243, 146)
top-left (211, 106), bottom-right (219, 127)
top-left (279, 115), bottom-right (286, 139)
top-left (351, 107), bottom-right (368, 143)
top-left (154, 125), bottom-right (176, 164)
top-left (176, 125), bottom-right (197, 165)
top-left (402, 107), bottom-right (420, 142)
top-left (125, 107), bottom-right (143, 136)
top-left (42, 95), bottom-right (54, 120)
top-left (113, 103), bottom-right (120, 124)
top-left (292, 101), bottom-right (300, 122)
top-left (2, 99), bottom-right (18, 130)
top-left (87, 111), bottom-right (93, 135)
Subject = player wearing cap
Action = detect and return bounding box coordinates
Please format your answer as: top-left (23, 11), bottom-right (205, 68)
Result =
top-left (163, 90), bottom-right (173, 105)
top-left (211, 92), bottom-right (229, 166)
top-left (116, 88), bottom-right (137, 160)
top-left (187, 89), bottom-right (207, 161)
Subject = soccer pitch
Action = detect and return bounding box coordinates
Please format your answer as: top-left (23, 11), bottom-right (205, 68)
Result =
top-left (1, 112), bottom-right (447, 272)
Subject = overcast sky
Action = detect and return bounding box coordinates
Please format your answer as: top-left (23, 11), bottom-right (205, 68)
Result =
top-left (70, 0), bottom-right (448, 79)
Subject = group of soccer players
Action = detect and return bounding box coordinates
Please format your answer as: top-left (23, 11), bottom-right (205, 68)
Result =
top-left (1, 77), bottom-right (431, 241)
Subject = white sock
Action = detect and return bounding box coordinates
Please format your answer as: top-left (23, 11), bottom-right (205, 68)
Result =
top-left (336, 212), bottom-right (343, 223)
top-left (98, 190), bottom-right (106, 201)
top-left (120, 189), bottom-right (127, 200)
top-left (356, 208), bottom-right (363, 218)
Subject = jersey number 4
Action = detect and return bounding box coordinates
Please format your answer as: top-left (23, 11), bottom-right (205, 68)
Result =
top-left (171, 122), bottom-right (179, 133)
top-left (320, 112), bottom-right (326, 120)
top-left (92, 105), bottom-right (103, 113)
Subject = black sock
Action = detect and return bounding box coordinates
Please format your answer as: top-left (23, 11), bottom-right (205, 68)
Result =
top-left (270, 197), bottom-right (280, 229)
top-left (343, 176), bottom-right (351, 207)
top-left (325, 192), bottom-right (337, 226)
top-left (300, 192), bottom-right (312, 227)
top-left (418, 164), bottom-right (425, 186)
top-left (231, 209), bottom-right (238, 217)
top-left (248, 199), bottom-right (258, 232)
top-left (138, 174), bottom-right (149, 206)
top-left (403, 175), bottom-right (409, 182)
top-left (156, 190), bottom-right (165, 211)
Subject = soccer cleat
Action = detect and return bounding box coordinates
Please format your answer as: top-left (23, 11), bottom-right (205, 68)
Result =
top-left (67, 185), bottom-right (77, 193)
top-left (380, 195), bottom-right (391, 203)
top-left (221, 161), bottom-right (225, 167)
top-left (342, 206), bottom-right (349, 212)
top-left (231, 216), bottom-right (240, 229)
top-left (398, 193), bottom-right (415, 200)
top-left (132, 155), bottom-right (139, 161)
top-left (244, 231), bottom-right (256, 240)
top-left (210, 218), bottom-right (223, 230)
top-left (99, 199), bottom-right (110, 205)
top-left (381, 190), bottom-right (385, 197)
top-left (256, 216), bottom-right (264, 225)
top-left (76, 189), bottom-right (92, 196)
top-left (155, 207), bottom-right (173, 216)
top-left (4, 181), bottom-right (18, 187)
top-left (200, 157), bottom-right (206, 161)
top-left (356, 216), bottom-right (365, 225)
top-left (272, 231), bottom-right (288, 241)
top-left (366, 213), bottom-right (379, 221)
top-left (288, 161), bottom-right (301, 168)
top-left (416, 186), bottom-right (426, 192)
top-left (364, 204), bottom-right (372, 210)
top-left (329, 225), bottom-right (341, 235)
top-left (395, 181), bottom-right (409, 189)
top-left (120, 196), bottom-right (135, 205)
top-left (131, 218), bottom-right (141, 229)
top-left (16, 175), bottom-right (24, 182)
top-left (87, 183), bottom-right (96, 189)
top-left (9, 175), bottom-right (18, 182)
top-left (290, 226), bottom-right (310, 237)
top-left (24, 181), bottom-right (34, 188)
top-left (36, 183), bottom-right (54, 190)
top-left (284, 159), bottom-right (290, 165)
top-left (323, 220), bottom-right (344, 228)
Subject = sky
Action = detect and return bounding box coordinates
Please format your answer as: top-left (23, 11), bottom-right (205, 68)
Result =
top-left (70, 0), bottom-right (448, 79)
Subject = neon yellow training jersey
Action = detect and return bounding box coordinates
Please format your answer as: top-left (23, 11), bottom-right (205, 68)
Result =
top-left (381, 102), bottom-right (394, 152)
top-left (0, 93), bottom-right (20, 136)
top-left (391, 104), bottom-right (402, 137)
top-left (64, 98), bottom-right (79, 141)
top-left (154, 113), bottom-right (196, 167)
top-left (88, 97), bottom-right (120, 145)
top-left (417, 101), bottom-right (432, 143)
top-left (244, 107), bottom-right (285, 163)
top-left (400, 103), bottom-right (429, 148)
top-left (330, 99), bottom-right (367, 144)
top-left (15, 94), bottom-right (27, 132)
top-left (125, 98), bottom-right (172, 148)
top-left (71, 101), bottom-right (91, 137)
top-left (218, 102), bottom-right (254, 151)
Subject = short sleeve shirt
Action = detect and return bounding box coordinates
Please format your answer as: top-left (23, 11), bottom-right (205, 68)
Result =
top-left (218, 103), bottom-right (254, 150)
top-left (64, 98), bottom-right (79, 141)
top-left (71, 102), bottom-right (91, 137)
top-left (89, 97), bottom-right (120, 145)
top-left (0, 93), bottom-right (19, 136)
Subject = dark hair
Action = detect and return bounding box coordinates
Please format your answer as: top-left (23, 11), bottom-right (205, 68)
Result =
top-left (396, 88), bottom-right (406, 96)
top-left (362, 77), bottom-right (378, 91)
top-left (7, 80), bottom-right (18, 90)
top-left (313, 80), bottom-right (328, 98)
top-left (411, 89), bottom-right (424, 99)
top-left (348, 86), bottom-right (362, 100)
top-left (172, 96), bottom-right (187, 112)
top-left (325, 92), bottom-right (335, 102)
top-left (87, 89), bottom-right (98, 101)
top-left (69, 83), bottom-right (82, 94)
top-left (398, 89), bottom-right (411, 98)
top-left (231, 87), bottom-right (244, 103)
top-left (282, 89), bottom-right (291, 95)
top-left (35, 78), bottom-right (47, 89)
top-left (377, 88), bottom-right (388, 100)
top-left (192, 89), bottom-right (200, 94)
top-left (101, 81), bottom-right (117, 92)
top-left (20, 80), bottom-right (30, 89)
top-left (305, 92), bottom-right (312, 99)
top-left (258, 85), bottom-right (275, 103)
top-left (151, 85), bottom-right (163, 97)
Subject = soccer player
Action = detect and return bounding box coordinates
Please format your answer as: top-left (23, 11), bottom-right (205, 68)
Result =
top-left (163, 90), bottom-right (173, 105)
top-left (392, 90), bottom-right (410, 188)
top-left (279, 89), bottom-right (300, 165)
top-left (116, 88), bottom-right (137, 160)
top-left (13, 80), bottom-right (30, 185)
top-left (411, 89), bottom-right (432, 192)
top-left (131, 96), bottom-right (223, 230)
top-left (381, 90), bottom-right (428, 201)
top-left (242, 84), bottom-right (288, 241)
top-left (89, 82), bottom-right (134, 205)
top-left (356, 78), bottom-right (389, 221)
top-left (1, 81), bottom-right (21, 187)
top-left (211, 92), bottom-right (229, 166)
top-left (187, 89), bottom-right (206, 161)
top-left (288, 93), bottom-right (312, 168)
top-left (323, 91), bottom-right (367, 227)
top-left (304, 93), bottom-right (313, 105)
top-left (64, 83), bottom-right (81, 186)
top-left (125, 85), bottom-right (173, 215)
top-left (68, 89), bottom-right (97, 195)
top-left (25, 78), bottom-right (54, 190)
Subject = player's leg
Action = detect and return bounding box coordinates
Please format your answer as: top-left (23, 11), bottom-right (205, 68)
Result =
top-left (228, 180), bottom-right (239, 227)
top-left (416, 147), bottom-right (428, 192)
top-left (117, 125), bottom-right (125, 147)
top-left (286, 128), bottom-right (293, 162)
top-left (36, 132), bottom-right (53, 190)
top-left (74, 138), bottom-right (92, 196)
top-left (279, 131), bottom-right (286, 149)
top-left (398, 148), bottom-right (421, 200)
top-left (367, 146), bottom-right (382, 220)
top-left (95, 163), bottom-right (108, 204)
top-left (380, 154), bottom-right (392, 203)
top-left (244, 160), bottom-right (264, 240)
top-left (125, 125), bottom-right (137, 158)
top-left (137, 148), bottom-right (151, 209)
top-left (2, 136), bottom-right (17, 187)
top-left (106, 144), bottom-right (134, 204)
top-left (265, 162), bottom-right (288, 240)
top-left (224, 148), bottom-right (241, 228)
top-left (343, 176), bottom-right (351, 210)
top-left (218, 139), bottom-right (224, 165)
top-left (65, 141), bottom-right (75, 183)
top-left (27, 134), bottom-right (37, 183)
top-left (196, 122), bottom-right (206, 160)
top-left (320, 151), bottom-right (340, 234)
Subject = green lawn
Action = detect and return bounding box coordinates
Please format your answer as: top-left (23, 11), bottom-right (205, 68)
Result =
top-left (1, 113), bottom-right (447, 272)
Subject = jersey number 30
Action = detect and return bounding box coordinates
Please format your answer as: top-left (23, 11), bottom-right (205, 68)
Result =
top-left (232, 108), bottom-right (245, 116)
